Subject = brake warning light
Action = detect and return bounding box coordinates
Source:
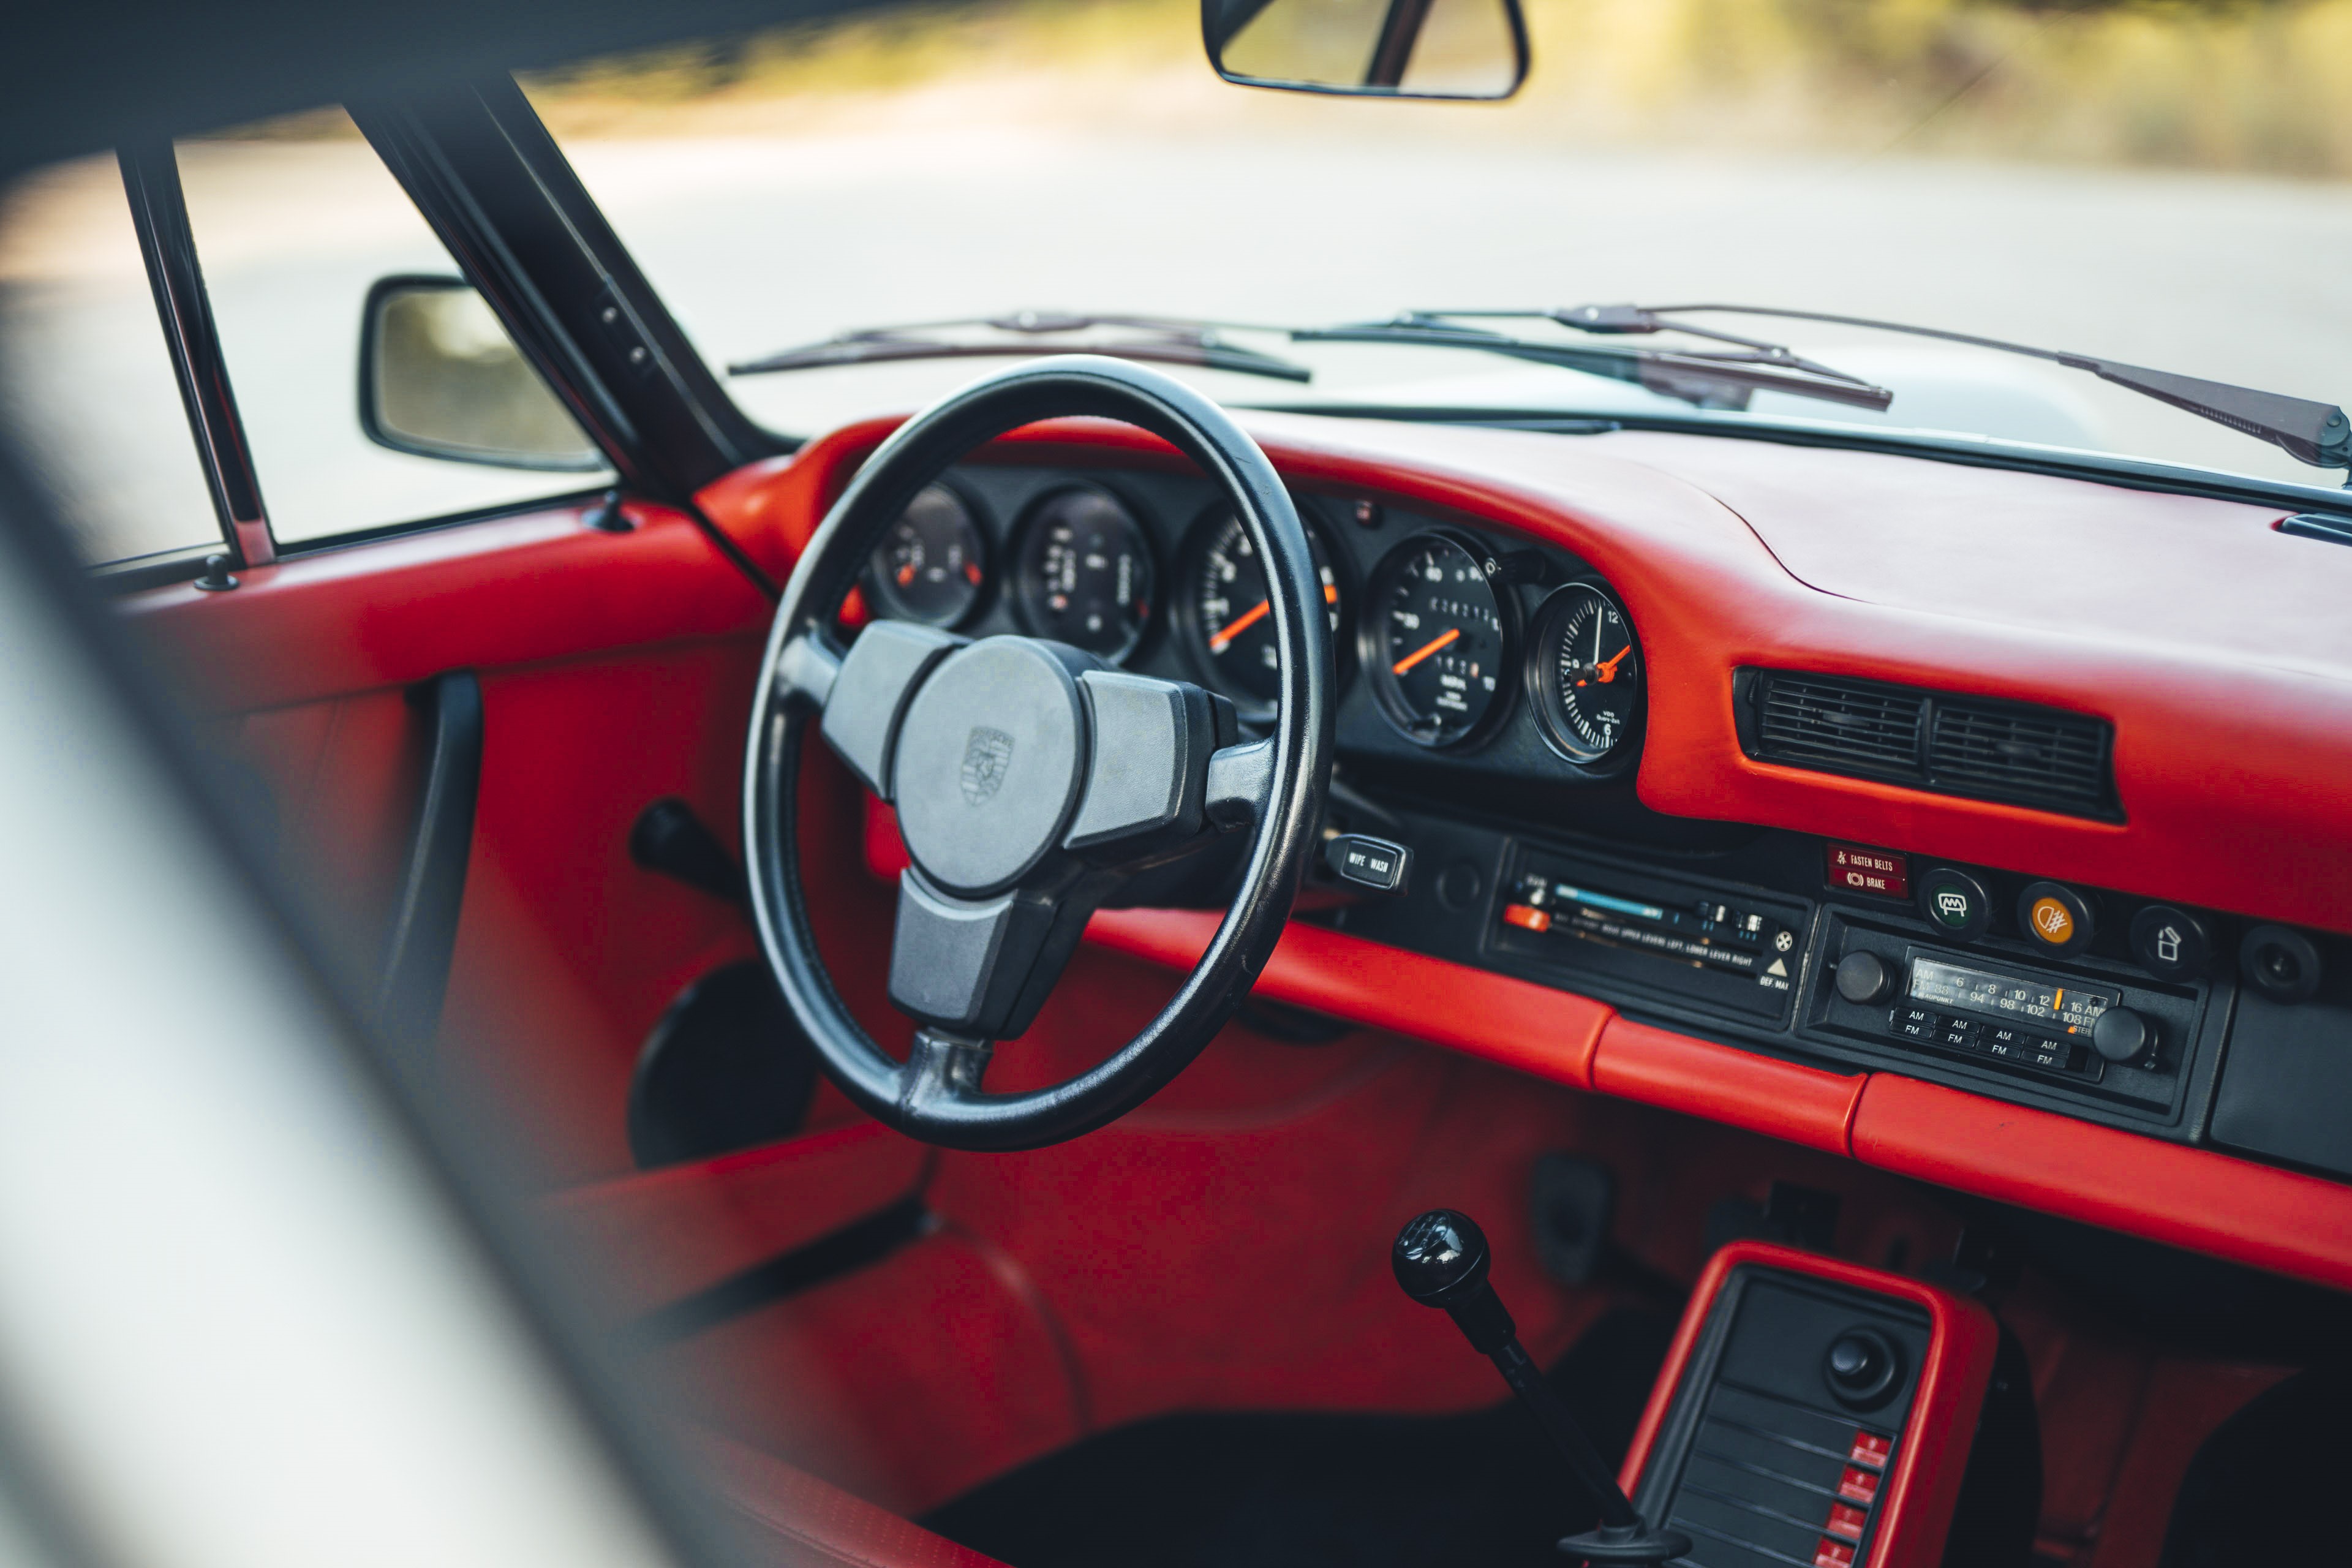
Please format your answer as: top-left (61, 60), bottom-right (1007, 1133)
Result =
top-left (1827, 842), bottom-right (1909, 899)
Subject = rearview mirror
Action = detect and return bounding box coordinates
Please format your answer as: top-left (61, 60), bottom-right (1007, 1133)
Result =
top-left (1203, 0), bottom-right (1528, 99)
top-left (358, 276), bottom-right (606, 471)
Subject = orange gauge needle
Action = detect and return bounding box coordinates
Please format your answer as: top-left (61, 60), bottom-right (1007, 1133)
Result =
top-left (1209, 597), bottom-right (1272, 652)
top-left (895, 562), bottom-right (918, 586)
top-left (1596, 645), bottom-right (1633, 683)
top-left (1324, 582), bottom-right (1340, 603)
top-left (1391, 626), bottom-right (1460, 676)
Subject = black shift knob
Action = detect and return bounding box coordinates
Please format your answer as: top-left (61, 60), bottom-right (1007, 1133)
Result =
top-left (1393, 1208), bottom-right (1492, 1307)
top-left (1391, 1208), bottom-right (1690, 1566)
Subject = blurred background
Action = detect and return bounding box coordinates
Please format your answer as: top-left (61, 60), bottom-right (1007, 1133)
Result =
top-left (10, 0), bottom-right (2352, 562)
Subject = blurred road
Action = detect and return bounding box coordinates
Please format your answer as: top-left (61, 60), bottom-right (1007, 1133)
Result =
top-left (9, 122), bottom-right (2352, 561)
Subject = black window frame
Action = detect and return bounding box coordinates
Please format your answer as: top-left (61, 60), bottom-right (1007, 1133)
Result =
top-left (112, 85), bottom-right (786, 592)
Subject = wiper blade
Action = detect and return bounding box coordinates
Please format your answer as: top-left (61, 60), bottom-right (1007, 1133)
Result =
top-left (1292, 315), bottom-right (1894, 413)
top-left (1445, 303), bottom-right (2352, 474)
top-left (729, 312), bottom-right (1314, 383)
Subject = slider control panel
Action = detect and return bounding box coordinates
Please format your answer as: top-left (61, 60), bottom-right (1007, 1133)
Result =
top-left (1632, 1269), bottom-right (1928, 1568)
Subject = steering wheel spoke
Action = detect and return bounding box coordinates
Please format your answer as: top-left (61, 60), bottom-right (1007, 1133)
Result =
top-left (888, 869), bottom-right (1098, 1041)
top-left (1061, 669), bottom-right (1221, 855)
top-left (813, 620), bottom-right (961, 798)
top-left (1205, 736), bottom-right (1277, 829)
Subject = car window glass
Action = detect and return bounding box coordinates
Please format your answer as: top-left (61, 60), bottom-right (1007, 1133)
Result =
top-left (0, 154), bottom-right (221, 565)
top-left (174, 108), bottom-right (612, 547)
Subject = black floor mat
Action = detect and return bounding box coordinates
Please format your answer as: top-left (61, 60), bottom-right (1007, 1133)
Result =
top-left (2158, 1366), bottom-right (2352, 1567)
top-left (924, 1307), bottom-right (1680, 1568)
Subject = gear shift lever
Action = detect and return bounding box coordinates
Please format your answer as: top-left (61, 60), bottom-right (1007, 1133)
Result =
top-left (1394, 1210), bottom-right (1691, 1567)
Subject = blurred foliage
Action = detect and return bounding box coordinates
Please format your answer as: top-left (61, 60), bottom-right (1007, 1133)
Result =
top-left (517, 0), bottom-right (2352, 177)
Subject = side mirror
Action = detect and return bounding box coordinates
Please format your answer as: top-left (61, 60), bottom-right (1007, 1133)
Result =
top-left (1203, 0), bottom-right (1528, 99)
top-left (358, 276), bottom-right (606, 471)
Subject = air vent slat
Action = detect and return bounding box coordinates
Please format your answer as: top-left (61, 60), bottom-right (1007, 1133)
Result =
top-left (1743, 669), bottom-right (2116, 819)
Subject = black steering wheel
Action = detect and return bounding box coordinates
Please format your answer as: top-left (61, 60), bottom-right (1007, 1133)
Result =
top-left (742, 356), bottom-right (1333, 1150)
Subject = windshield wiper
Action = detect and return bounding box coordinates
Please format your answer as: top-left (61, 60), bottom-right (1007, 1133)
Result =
top-left (1435, 303), bottom-right (2352, 475)
top-left (1293, 313), bottom-right (1894, 413)
top-left (729, 312), bottom-right (1314, 383)
top-left (729, 309), bottom-right (1888, 413)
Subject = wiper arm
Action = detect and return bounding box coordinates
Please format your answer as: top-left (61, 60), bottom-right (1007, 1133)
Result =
top-left (1446, 303), bottom-right (2352, 474)
top-left (729, 312), bottom-right (1314, 383)
top-left (1292, 315), bottom-right (1894, 413)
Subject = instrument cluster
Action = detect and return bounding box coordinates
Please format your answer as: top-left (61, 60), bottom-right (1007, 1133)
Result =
top-left (858, 466), bottom-right (1645, 781)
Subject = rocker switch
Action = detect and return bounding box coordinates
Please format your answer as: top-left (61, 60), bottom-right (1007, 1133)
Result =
top-left (1325, 834), bottom-right (1411, 894)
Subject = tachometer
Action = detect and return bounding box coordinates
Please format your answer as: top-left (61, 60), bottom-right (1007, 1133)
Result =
top-left (1013, 487), bottom-right (1156, 661)
top-left (1526, 580), bottom-right (1643, 766)
top-left (867, 483), bottom-right (987, 627)
top-left (1180, 504), bottom-right (1343, 716)
top-left (1365, 532), bottom-right (1515, 748)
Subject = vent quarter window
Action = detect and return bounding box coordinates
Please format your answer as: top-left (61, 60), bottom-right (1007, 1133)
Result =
top-left (1737, 669), bottom-right (2117, 820)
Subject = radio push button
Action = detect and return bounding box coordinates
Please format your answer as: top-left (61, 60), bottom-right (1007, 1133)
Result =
top-left (1933, 1016), bottom-right (1982, 1052)
top-left (1888, 1005), bottom-right (1939, 1042)
top-left (1916, 867), bottom-right (1991, 941)
top-left (2018, 880), bottom-right (2095, 954)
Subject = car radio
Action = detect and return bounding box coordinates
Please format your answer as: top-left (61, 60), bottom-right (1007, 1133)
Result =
top-left (1806, 910), bottom-right (2209, 1121)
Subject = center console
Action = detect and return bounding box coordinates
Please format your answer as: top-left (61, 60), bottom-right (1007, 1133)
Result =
top-left (1618, 1243), bottom-right (2031, 1568)
top-left (1322, 797), bottom-right (2346, 1182)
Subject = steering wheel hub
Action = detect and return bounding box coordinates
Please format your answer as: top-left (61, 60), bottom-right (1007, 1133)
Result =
top-left (895, 638), bottom-right (1090, 896)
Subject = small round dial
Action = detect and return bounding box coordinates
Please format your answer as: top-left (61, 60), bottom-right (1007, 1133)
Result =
top-left (1182, 505), bottom-right (1343, 714)
top-left (1014, 488), bottom-right (1155, 661)
top-left (1526, 580), bottom-right (1643, 765)
top-left (868, 484), bottom-right (987, 627)
top-left (1366, 533), bottom-right (1514, 747)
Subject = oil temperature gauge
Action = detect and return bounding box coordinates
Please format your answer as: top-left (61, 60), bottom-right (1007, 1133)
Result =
top-left (1526, 580), bottom-right (1643, 766)
top-left (868, 483), bottom-right (987, 628)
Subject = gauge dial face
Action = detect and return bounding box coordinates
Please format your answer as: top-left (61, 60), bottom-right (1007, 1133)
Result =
top-left (868, 484), bottom-right (987, 627)
top-left (1183, 506), bottom-right (1343, 714)
top-left (1528, 581), bottom-right (1643, 764)
top-left (1367, 533), bottom-right (1513, 747)
top-left (1014, 488), bottom-right (1155, 660)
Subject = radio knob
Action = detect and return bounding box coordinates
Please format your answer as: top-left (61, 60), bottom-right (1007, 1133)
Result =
top-left (2091, 1006), bottom-right (2152, 1063)
top-left (1835, 951), bottom-right (1897, 1005)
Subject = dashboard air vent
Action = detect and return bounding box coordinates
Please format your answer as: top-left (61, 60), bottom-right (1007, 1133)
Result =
top-left (1755, 675), bottom-right (1923, 774)
top-left (1739, 669), bottom-right (2117, 819)
top-left (1927, 703), bottom-right (2111, 813)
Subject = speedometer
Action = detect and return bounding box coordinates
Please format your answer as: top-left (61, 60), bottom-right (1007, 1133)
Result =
top-left (1525, 580), bottom-right (1643, 766)
top-left (1365, 532), bottom-right (1516, 748)
top-left (1180, 504), bottom-right (1343, 717)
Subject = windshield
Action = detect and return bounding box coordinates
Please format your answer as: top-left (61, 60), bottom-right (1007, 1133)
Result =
top-left (519, 0), bottom-right (2352, 491)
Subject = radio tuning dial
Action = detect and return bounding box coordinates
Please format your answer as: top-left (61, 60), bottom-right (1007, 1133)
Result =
top-left (2090, 1006), bottom-right (2153, 1064)
top-left (1835, 951), bottom-right (1897, 1006)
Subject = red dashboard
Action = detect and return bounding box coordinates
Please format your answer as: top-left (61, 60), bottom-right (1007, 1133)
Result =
top-left (700, 409), bottom-right (2352, 1293)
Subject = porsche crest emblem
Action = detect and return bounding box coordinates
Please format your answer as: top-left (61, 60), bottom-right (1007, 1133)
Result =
top-left (959, 726), bottom-right (1014, 805)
